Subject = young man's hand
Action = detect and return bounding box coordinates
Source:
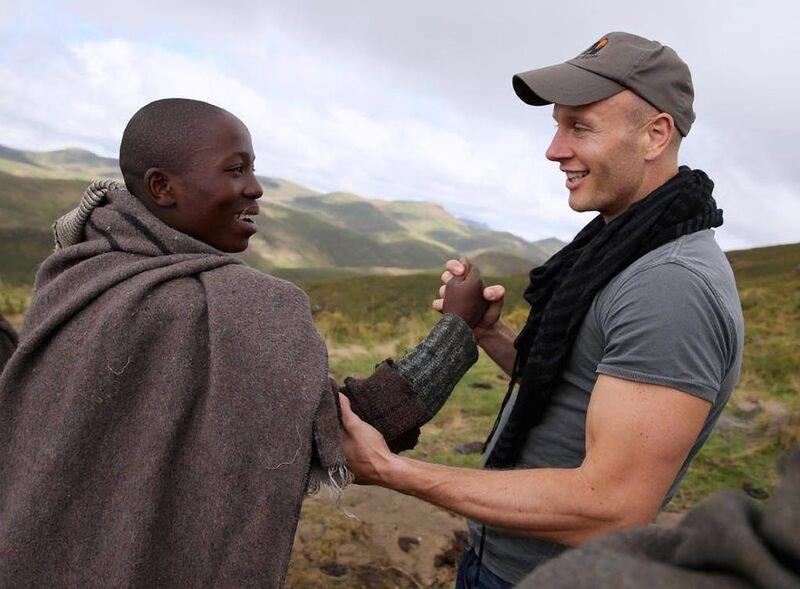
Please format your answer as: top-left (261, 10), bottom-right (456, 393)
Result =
top-left (433, 258), bottom-right (506, 337)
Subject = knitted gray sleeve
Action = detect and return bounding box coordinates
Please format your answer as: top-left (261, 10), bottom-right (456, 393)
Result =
top-left (394, 314), bottom-right (479, 419)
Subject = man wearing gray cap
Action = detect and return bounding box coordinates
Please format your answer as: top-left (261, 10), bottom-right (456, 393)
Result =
top-left (339, 32), bottom-right (744, 588)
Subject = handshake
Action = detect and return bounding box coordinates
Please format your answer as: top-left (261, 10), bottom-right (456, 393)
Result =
top-left (432, 258), bottom-right (506, 339)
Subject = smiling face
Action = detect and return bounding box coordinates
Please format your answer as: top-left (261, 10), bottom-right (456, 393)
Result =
top-left (153, 113), bottom-right (263, 252)
top-left (545, 91), bottom-right (652, 221)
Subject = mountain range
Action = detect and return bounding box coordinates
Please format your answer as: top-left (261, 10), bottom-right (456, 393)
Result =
top-left (0, 144), bottom-right (564, 283)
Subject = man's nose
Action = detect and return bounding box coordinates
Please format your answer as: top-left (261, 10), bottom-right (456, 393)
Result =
top-left (245, 172), bottom-right (263, 200)
top-left (545, 130), bottom-right (572, 162)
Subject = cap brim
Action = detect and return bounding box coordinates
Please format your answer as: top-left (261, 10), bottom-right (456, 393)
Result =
top-left (513, 63), bottom-right (625, 106)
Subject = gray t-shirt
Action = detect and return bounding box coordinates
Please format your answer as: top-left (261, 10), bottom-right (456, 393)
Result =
top-left (468, 230), bottom-right (745, 584)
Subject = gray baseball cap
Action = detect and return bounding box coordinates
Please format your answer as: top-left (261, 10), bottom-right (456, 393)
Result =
top-left (513, 32), bottom-right (695, 136)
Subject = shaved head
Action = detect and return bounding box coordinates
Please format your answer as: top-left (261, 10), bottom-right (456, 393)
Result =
top-left (624, 92), bottom-right (682, 153)
top-left (624, 92), bottom-right (659, 128)
top-left (119, 98), bottom-right (232, 198)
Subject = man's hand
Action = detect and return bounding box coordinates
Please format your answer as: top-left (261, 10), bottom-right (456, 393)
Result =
top-left (433, 258), bottom-right (505, 338)
top-left (339, 394), bottom-right (396, 485)
top-left (435, 257), bottom-right (489, 329)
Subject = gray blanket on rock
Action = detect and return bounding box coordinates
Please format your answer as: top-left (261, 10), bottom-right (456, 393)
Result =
top-left (519, 448), bottom-right (800, 589)
top-left (0, 183), bottom-right (345, 587)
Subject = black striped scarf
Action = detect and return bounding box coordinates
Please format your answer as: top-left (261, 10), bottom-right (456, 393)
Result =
top-left (485, 167), bottom-right (723, 468)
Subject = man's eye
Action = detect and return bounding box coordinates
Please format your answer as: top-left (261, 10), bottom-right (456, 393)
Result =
top-left (229, 165), bottom-right (245, 174)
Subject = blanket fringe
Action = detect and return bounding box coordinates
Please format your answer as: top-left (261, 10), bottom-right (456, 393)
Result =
top-left (306, 464), bottom-right (354, 512)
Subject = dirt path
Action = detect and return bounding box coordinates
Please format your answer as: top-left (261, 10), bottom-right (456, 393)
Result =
top-left (288, 484), bottom-right (687, 588)
top-left (288, 486), bottom-right (466, 588)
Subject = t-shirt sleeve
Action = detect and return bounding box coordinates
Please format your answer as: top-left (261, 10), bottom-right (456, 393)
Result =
top-left (595, 262), bottom-right (735, 403)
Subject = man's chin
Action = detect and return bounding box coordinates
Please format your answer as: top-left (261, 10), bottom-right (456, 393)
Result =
top-left (223, 242), bottom-right (249, 254)
top-left (214, 237), bottom-right (251, 254)
top-left (568, 192), bottom-right (592, 214)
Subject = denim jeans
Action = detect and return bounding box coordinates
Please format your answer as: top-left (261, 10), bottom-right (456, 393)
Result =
top-left (455, 548), bottom-right (513, 589)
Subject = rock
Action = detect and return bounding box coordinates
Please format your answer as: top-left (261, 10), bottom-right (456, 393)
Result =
top-left (734, 400), bottom-right (760, 416)
top-left (455, 441), bottom-right (484, 455)
top-left (320, 562), bottom-right (348, 577)
top-left (766, 413), bottom-right (796, 438)
top-left (397, 536), bottom-right (420, 553)
top-left (715, 414), bottom-right (754, 433)
top-left (742, 480), bottom-right (770, 500)
top-left (434, 530), bottom-right (469, 568)
top-left (762, 399), bottom-right (788, 416)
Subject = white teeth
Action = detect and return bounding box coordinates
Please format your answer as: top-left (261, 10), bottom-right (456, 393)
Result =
top-left (566, 171), bottom-right (588, 181)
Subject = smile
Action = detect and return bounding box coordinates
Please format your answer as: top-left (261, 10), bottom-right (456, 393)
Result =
top-left (234, 205), bottom-right (259, 224)
top-left (565, 171), bottom-right (589, 181)
top-left (564, 170), bottom-right (589, 190)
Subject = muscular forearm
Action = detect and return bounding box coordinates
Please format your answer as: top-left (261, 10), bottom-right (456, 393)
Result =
top-left (376, 454), bottom-right (648, 547)
top-left (476, 320), bottom-right (518, 376)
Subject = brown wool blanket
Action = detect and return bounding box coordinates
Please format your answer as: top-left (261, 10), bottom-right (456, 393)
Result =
top-left (0, 315), bottom-right (17, 374)
top-left (519, 448), bottom-right (800, 589)
top-left (0, 182), bottom-right (347, 587)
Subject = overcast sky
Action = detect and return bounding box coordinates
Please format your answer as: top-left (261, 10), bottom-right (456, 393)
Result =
top-left (1, 1), bottom-right (798, 249)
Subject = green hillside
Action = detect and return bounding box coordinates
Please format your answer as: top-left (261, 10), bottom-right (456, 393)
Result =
top-left (254, 203), bottom-right (452, 269)
top-left (288, 193), bottom-right (405, 236)
top-left (0, 143), bottom-right (564, 283)
top-left (0, 171), bottom-right (89, 229)
top-left (0, 172), bottom-right (94, 283)
top-left (471, 251), bottom-right (535, 276)
top-left (0, 146), bottom-right (120, 179)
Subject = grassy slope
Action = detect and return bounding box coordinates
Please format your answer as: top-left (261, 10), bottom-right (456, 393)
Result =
top-left (0, 171), bottom-right (88, 228)
top-left (0, 151), bottom-right (561, 276)
top-left (257, 204), bottom-right (454, 269)
top-left (0, 143), bottom-right (565, 267)
top-left (0, 172), bottom-right (454, 279)
top-left (470, 251), bottom-right (534, 277)
top-left (0, 171), bottom-right (91, 283)
top-left (2, 243), bottom-right (798, 527)
top-left (302, 242), bottom-right (800, 512)
top-left (0, 146), bottom-right (120, 179)
top-left (668, 243), bottom-right (800, 508)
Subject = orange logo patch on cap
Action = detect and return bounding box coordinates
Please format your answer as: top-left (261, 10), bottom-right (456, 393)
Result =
top-left (577, 37), bottom-right (608, 58)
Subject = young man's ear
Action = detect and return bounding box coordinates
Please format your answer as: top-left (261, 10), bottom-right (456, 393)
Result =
top-left (144, 168), bottom-right (176, 207)
top-left (643, 113), bottom-right (676, 161)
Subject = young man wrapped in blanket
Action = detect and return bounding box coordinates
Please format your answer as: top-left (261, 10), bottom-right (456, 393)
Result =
top-left (0, 99), bottom-right (485, 588)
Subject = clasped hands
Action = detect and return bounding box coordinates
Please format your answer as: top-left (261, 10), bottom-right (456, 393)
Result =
top-left (339, 258), bottom-right (505, 484)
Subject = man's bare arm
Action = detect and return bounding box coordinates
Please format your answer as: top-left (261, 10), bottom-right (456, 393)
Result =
top-left (340, 374), bottom-right (711, 546)
top-left (473, 318), bottom-right (517, 377)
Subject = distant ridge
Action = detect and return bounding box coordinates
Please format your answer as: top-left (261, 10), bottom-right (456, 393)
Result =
top-left (0, 143), bottom-right (565, 283)
top-left (0, 145), bottom-right (119, 180)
